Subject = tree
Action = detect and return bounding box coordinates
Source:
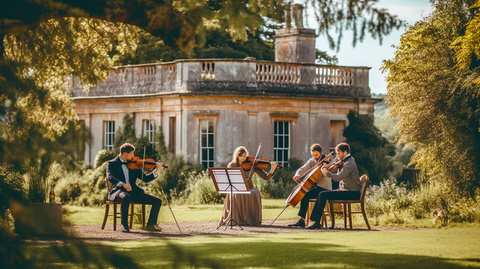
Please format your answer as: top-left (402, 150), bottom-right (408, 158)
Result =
top-left (114, 23), bottom-right (340, 65)
top-left (382, 0), bottom-right (480, 198)
top-left (343, 111), bottom-right (395, 185)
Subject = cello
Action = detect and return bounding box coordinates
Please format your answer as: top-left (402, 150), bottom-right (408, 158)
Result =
top-left (285, 152), bottom-right (334, 208)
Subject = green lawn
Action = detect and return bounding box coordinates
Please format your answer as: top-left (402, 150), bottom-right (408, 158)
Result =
top-left (24, 199), bottom-right (480, 268)
top-left (63, 199), bottom-right (300, 226)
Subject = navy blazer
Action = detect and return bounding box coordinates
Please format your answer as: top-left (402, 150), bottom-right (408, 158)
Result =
top-left (106, 155), bottom-right (157, 200)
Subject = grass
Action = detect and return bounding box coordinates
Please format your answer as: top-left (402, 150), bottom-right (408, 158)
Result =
top-left (26, 199), bottom-right (480, 268)
top-left (63, 198), bottom-right (299, 226)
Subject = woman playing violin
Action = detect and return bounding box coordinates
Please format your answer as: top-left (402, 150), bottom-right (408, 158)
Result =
top-left (307, 142), bottom-right (362, 229)
top-left (106, 143), bottom-right (167, 233)
top-left (288, 143), bottom-right (332, 228)
top-left (219, 146), bottom-right (278, 226)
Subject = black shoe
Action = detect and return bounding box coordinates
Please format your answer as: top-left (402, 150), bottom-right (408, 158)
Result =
top-left (306, 222), bottom-right (323, 230)
top-left (145, 224), bottom-right (162, 232)
top-left (122, 225), bottom-right (130, 233)
top-left (288, 219), bottom-right (305, 228)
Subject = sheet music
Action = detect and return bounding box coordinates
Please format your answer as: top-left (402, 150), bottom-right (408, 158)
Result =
top-left (209, 168), bottom-right (250, 194)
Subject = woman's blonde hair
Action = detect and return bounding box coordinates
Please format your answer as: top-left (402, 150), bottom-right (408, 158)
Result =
top-left (232, 146), bottom-right (248, 164)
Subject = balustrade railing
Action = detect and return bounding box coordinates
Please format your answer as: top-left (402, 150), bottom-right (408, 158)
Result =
top-left (105, 68), bottom-right (128, 84)
top-left (137, 65), bottom-right (156, 84)
top-left (315, 66), bottom-right (355, 86)
top-left (201, 62), bottom-right (215, 80)
top-left (163, 63), bottom-right (176, 83)
top-left (256, 63), bottom-right (301, 83)
top-left (71, 59), bottom-right (368, 97)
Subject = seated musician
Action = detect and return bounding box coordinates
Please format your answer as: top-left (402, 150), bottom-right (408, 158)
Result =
top-left (106, 143), bottom-right (165, 233)
top-left (288, 143), bottom-right (331, 228)
top-left (307, 142), bottom-right (362, 229)
top-left (219, 146), bottom-right (278, 226)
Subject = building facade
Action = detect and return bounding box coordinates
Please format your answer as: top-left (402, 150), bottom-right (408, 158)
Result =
top-left (70, 11), bottom-right (379, 169)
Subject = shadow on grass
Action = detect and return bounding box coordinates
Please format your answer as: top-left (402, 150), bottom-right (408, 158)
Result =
top-left (133, 240), bottom-right (480, 269)
top-left (23, 238), bottom-right (480, 269)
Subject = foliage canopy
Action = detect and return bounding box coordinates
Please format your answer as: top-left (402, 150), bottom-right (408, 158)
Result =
top-left (382, 0), bottom-right (480, 198)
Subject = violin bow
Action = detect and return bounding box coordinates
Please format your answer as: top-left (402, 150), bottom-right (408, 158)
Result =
top-left (160, 187), bottom-right (182, 234)
top-left (246, 143), bottom-right (262, 182)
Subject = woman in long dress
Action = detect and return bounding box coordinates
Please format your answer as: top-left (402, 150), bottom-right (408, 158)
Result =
top-left (219, 146), bottom-right (277, 226)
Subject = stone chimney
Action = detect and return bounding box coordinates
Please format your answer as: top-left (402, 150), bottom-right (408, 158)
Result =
top-left (274, 4), bottom-right (316, 63)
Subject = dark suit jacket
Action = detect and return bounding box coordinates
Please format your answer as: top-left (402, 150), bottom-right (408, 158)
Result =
top-left (106, 155), bottom-right (157, 201)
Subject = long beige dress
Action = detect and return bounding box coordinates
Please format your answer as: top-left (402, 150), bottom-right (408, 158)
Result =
top-left (219, 162), bottom-right (273, 226)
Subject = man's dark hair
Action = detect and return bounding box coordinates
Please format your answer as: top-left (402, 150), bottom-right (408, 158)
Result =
top-left (310, 143), bottom-right (323, 153)
top-left (336, 142), bottom-right (350, 153)
top-left (120, 143), bottom-right (135, 154)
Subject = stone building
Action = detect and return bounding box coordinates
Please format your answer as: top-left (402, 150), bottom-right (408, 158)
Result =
top-left (70, 7), bottom-right (379, 169)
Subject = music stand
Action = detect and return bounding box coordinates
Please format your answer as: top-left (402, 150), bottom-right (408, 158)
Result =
top-left (209, 168), bottom-right (250, 230)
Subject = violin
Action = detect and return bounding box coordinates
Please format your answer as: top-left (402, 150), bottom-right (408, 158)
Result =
top-left (325, 157), bottom-right (344, 172)
top-left (241, 156), bottom-right (283, 171)
top-left (127, 156), bottom-right (168, 171)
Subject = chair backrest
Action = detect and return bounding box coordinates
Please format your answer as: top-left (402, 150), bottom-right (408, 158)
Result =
top-left (105, 169), bottom-right (113, 191)
top-left (359, 174), bottom-right (370, 202)
top-left (106, 178), bottom-right (112, 190)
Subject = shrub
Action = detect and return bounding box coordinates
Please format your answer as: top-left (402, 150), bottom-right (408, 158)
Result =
top-left (55, 162), bottom-right (108, 206)
top-left (365, 179), bottom-right (414, 224)
top-left (183, 170), bottom-right (224, 205)
top-left (94, 149), bottom-right (114, 169)
top-left (261, 157), bottom-right (301, 199)
top-left (147, 153), bottom-right (203, 200)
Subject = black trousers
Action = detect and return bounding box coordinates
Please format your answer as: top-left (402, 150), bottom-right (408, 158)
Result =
top-left (297, 186), bottom-right (327, 219)
top-left (118, 191), bottom-right (162, 227)
top-left (309, 189), bottom-right (360, 223)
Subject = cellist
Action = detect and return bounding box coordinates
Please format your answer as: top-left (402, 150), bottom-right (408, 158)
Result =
top-left (288, 144), bottom-right (332, 228)
top-left (307, 142), bottom-right (362, 229)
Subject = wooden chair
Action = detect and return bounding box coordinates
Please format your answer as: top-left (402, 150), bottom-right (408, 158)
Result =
top-left (328, 174), bottom-right (371, 230)
top-left (101, 180), bottom-right (146, 231)
top-left (306, 199), bottom-right (344, 228)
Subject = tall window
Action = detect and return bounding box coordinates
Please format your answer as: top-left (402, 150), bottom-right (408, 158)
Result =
top-left (274, 121), bottom-right (290, 169)
top-left (143, 119), bottom-right (155, 144)
top-left (104, 121), bottom-right (115, 151)
top-left (200, 120), bottom-right (214, 169)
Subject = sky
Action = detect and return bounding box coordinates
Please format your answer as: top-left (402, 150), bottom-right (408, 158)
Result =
top-left (305, 0), bottom-right (434, 95)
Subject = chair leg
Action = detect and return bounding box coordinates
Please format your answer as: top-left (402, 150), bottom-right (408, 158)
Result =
top-left (129, 203), bottom-right (134, 229)
top-left (348, 203), bottom-right (353, 229)
top-left (306, 201), bottom-right (314, 227)
top-left (321, 201), bottom-right (329, 228)
top-left (343, 203), bottom-right (347, 229)
top-left (361, 203), bottom-right (371, 230)
top-left (102, 203), bottom-right (109, 229)
top-left (142, 204), bottom-right (146, 229)
top-left (113, 203), bottom-right (117, 231)
top-left (329, 201), bottom-right (335, 228)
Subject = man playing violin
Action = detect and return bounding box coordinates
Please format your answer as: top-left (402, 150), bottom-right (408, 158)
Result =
top-left (307, 142), bottom-right (362, 229)
top-left (288, 144), bottom-right (331, 228)
top-left (106, 143), bottom-right (165, 233)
